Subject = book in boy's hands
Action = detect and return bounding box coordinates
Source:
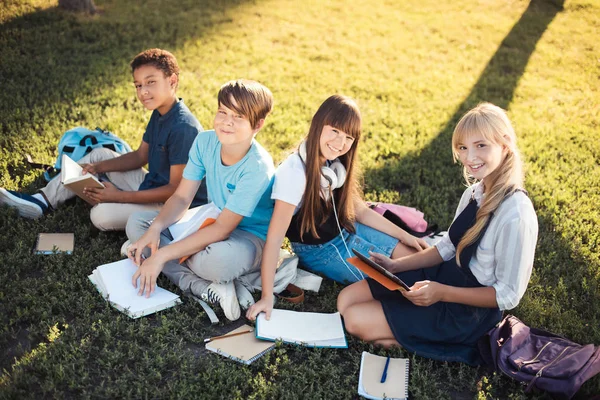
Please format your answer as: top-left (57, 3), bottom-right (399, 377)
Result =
top-left (358, 352), bottom-right (409, 400)
top-left (61, 154), bottom-right (104, 204)
top-left (347, 248), bottom-right (411, 292)
top-left (256, 309), bottom-right (347, 348)
top-left (34, 233), bottom-right (74, 254)
top-left (88, 258), bottom-right (181, 319)
top-left (205, 325), bottom-right (275, 365)
top-left (168, 202), bottom-right (221, 243)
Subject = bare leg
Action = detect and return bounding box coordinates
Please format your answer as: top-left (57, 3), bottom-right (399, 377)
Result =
top-left (343, 300), bottom-right (399, 345)
top-left (391, 241), bottom-right (417, 259)
top-left (337, 280), bottom-right (374, 315)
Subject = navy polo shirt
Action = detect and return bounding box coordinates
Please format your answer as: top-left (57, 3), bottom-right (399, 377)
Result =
top-left (138, 99), bottom-right (208, 207)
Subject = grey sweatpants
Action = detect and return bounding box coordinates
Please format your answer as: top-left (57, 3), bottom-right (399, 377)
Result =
top-left (125, 210), bottom-right (264, 297)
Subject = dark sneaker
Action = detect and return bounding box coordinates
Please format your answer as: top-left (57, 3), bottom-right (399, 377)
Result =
top-left (0, 188), bottom-right (48, 219)
top-left (201, 282), bottom-right (240, 321)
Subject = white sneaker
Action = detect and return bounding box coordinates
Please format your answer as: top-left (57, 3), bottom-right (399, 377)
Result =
top-left (0, 188), bottom-right (47, 219)
top-left (201, 282), bottom-right (240, 321)
top-left (234, 280), bottom-right (255, 310)
top-left (120, 240), bottom-right (131, 257)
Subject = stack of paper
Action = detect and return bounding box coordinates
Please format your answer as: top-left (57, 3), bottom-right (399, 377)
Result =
top-left (256, 309), bottom-right (347, 348)
top-left (358, 352), bottom-right (409, 400)
top-left (88, 258), bottom-right (181, 319)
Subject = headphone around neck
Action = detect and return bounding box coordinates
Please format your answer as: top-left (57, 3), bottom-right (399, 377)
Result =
top-left (298, 141), bottom-right (347, 191)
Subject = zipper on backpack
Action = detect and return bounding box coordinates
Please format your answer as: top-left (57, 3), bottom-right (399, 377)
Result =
top-left (518, 342), bottom-right (552, 370)
top-left (535, 346), bottom-right (572, 377)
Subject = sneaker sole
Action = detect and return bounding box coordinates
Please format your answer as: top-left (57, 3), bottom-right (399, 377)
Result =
top-left (0, 188), bottom-right (43, 219)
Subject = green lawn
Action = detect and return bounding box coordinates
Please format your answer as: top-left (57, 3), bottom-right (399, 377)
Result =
top-left (1, 0), bottom-right (599, 398)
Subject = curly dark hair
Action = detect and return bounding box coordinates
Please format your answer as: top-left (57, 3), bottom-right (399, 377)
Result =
top-left (130, 48), bottom-right (180, 78)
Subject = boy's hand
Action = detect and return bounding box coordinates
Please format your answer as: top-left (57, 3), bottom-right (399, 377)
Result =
top-left (81, 163), bottom-right (99, 175)
top-left (402, 280), bottom-right (446, 306)
top-left (127, 229), bottom-right (161, 266)
top-left (83, 181), bottom-right (121, 203)
top-left (246, 295), bottom-right (274, 321)
top-left (368, 251), bottom-right (397, 272)
top-left (131, 253), bottom-right (165, 298)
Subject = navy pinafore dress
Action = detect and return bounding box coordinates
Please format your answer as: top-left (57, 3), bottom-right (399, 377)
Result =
top-left (367, 196), bottom-right (503, 365)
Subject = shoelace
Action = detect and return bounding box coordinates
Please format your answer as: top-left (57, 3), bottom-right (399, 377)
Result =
top-left (205, 288), bottom-right (221, 304)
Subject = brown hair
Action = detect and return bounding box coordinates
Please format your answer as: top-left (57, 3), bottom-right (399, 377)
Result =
top-left (452, 102), bottom-right (524, 266)
top-left (130, 48), bottom-right (180, 79)
top-left (218, 79), bottom-right (274, 129)
top-left (298, 95), bottom-right (362, 240)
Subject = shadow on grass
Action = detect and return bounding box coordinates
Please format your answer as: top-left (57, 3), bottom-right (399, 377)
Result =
top-left (0, 0), bottom-right (258, 176)
top-left (365, 0), bottom-right (600, 396)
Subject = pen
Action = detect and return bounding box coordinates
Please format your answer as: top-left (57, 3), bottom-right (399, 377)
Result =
top-left (203, 329), bottom-right (253, 343)
top-left (380, 356), bottom-right (390, 383)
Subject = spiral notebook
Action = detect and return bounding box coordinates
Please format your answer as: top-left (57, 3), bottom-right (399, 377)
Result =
top-left (205, 325), bottom-right (275, 365)
top-left (358, 352), bottom-right (409, 400)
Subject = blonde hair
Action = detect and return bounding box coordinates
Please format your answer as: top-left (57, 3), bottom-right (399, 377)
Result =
top-left (298, 95), bottom-right (362, 240)
top-left (218, 79), bottom-right (274, 129)
top-left (451, 103), bottom-right (524, 266)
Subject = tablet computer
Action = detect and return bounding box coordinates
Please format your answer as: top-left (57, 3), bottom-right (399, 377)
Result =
top-left (352, 248), bottom-right (411, 291)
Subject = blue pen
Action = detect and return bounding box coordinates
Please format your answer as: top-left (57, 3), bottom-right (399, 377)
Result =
top-left (380, 356), bottom-right (390, 383)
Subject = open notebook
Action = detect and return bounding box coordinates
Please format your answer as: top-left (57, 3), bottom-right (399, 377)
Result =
top-left (205, 325), bottom-right (275, 365)
top-left (256, 309), bottom-right (347, 348)
top-left (88, 258), bottom-right (181, 319)
top-left (358, 352), bottom-right (409, 400)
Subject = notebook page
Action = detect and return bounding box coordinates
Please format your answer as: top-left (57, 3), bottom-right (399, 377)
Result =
top-left (257, 309), bottom-right (345, 343)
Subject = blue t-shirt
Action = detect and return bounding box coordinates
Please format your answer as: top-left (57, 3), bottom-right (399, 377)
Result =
top-left (138, 99), bottom-right (208, 207)
top-left (183, 130), bottom-right (275, 240)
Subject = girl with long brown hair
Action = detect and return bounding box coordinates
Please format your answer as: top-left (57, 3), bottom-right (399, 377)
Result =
top-left (247, 95), bottom-right (428, 320)
top-left (337, 103), bottom-right (538, 365)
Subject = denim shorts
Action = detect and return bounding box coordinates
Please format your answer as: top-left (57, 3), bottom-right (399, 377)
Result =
top-left (291, 222), bottom-right (399, 284)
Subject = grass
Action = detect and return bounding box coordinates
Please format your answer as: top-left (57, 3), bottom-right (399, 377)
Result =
top-left (1, 0), bottom-right (599, 398)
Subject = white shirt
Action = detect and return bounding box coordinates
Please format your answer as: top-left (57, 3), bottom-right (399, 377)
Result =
top-left (435, 182), bottom-right (538, 311)
top-left (271, 153), bottom-right (307, 214)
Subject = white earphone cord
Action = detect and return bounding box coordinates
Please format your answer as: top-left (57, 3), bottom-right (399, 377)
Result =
top-left (329, 186), bottom-right (365, 281)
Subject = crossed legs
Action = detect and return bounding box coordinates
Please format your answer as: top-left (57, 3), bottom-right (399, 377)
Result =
top-left (337, 280), bottom-right (400, 348)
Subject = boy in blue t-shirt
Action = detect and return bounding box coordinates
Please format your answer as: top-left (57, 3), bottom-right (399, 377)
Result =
top-left (126, 79), bottom-right (275, 321)
top-left (0, 48), bottom-right (207, 231)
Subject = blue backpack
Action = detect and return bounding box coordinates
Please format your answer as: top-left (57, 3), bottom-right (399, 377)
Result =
top-left (27, 127), bottom-right (133, 181)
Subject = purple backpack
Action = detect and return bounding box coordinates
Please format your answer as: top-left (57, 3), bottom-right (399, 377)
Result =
top-left (479, 315), bottom-right (600, 399)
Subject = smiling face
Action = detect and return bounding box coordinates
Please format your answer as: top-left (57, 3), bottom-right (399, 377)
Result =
top-left (456, 132), bottom-right (506, 185)
top-left (213, 96), bottom-right (259, 148)
top-left (318, 124), bottom-right (355, 162)
top-left (133, 64), bottom-right (177, 115)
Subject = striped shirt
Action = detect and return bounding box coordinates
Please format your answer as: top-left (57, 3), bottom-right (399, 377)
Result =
top-left (435, 182), bottom-right (538, 310)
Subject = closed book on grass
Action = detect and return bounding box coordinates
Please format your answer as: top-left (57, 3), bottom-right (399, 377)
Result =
top-left (358, 352), bottom-right (409, 400)
top-left (60, 154), bottom-right (104, 205)
top-left (34, 233), bottom-right (74, 254)
top-left (205, 325), bottom-right (275, 365)
top-left (256, 309), bottom-right (347, 348)
top-left (88, 258), bottom-right (181, 319)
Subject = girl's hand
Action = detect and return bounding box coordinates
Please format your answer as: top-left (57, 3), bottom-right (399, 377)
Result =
top-left (83, 181), bottom-right (121, 203)
top-left (246, 295), bottom-right (274, 321)
top-left (402, 280), bottom-right (446, 306)
top-left (400, 234), bottom-right (430, 252)
top-left (128, 228), bottom-right (161, 266)
top-left (131, 253), bottom-right (165, 297)
top-left (368, 251), bottom-right (398, 272)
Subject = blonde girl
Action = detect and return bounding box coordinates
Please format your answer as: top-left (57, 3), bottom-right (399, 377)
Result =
top-left (247, 95), bottom-right (428, 320)
top-left (337, 103), bottom-right (538, 365)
